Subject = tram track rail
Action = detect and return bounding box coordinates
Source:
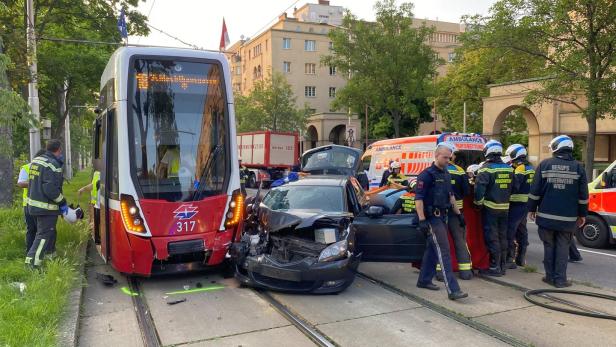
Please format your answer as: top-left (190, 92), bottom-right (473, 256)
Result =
top-left (127, 277), bottom-right (162, 347)
top-left (253, 289), bottom-right (338, 347)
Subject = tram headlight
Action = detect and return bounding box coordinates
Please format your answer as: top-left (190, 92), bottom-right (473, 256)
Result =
top-left (224, 189), bottom-right (244, 228)
top-left (121, 194), bottom-right (146, 234)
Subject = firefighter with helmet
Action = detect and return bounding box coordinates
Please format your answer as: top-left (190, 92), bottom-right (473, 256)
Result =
top-left (528, 135), bottom-right (588, 288)
top-left (474, 139), bottom-right (514, 277)
top-left (504, 144), bottom-right (535, 268)
top-left (387, 161), bottom-right (409, 187)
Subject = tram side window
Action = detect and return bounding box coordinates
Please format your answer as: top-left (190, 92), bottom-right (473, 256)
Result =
top-left (93, 119), bottom-right (102, 159)
top-left (109, 110), bottom-right (119, 198)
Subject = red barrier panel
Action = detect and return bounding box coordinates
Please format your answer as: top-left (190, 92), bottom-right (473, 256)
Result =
top-left (447, 195), bottom-right (489, 271)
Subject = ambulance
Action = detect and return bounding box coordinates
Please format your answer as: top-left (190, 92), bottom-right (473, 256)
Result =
top-left (362, 133), bottom-right (486, 189)
top-left (582, 160), bottom-right (616, 248)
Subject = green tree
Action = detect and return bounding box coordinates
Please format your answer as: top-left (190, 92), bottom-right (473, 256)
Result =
top-left (434, 44), bottom-right (544, 136)
top-left (0, 37), bottom-right (32, 206)
top-left (0, 0), bottom-right (149, 168)
top-left (235, 72), bottom-right (309, 132)
top-left (322, 0), bottom-right (439, 138)
top-left (466, 0), bottom-right (616, 178)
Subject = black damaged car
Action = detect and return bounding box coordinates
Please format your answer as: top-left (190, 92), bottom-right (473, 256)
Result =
top-left (229, 145), bottom-right (427, 294)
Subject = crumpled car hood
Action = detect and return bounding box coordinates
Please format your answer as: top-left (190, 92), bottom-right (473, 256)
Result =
top-left (258, 206), bottom-right (352, 233)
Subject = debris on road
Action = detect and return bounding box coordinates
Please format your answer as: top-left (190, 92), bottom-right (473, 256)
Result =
top-left (96, 273), bottom-right (118, 287)
top-left (166, 297), bottom-right (187, 305)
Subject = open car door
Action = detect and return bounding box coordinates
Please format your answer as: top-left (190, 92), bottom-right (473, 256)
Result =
top-left (353, 189), bottom-right (426, 262)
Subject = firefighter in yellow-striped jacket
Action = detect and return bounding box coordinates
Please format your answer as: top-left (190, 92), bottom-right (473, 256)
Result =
top-left (25, 140), bottom-right (68, 269)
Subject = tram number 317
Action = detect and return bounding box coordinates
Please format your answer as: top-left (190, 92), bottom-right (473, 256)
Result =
top-left (176, 221), bottom-right (196, 232)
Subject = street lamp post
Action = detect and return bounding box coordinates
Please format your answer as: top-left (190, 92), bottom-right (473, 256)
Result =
top-left (26, 0), bottom-right (41, 160)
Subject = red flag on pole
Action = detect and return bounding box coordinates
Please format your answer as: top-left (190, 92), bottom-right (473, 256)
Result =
top-left (219, 18), bottom-right (230, 51)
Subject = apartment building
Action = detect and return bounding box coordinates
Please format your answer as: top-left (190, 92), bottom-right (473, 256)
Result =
top-left (226, 1), bottom-right (464, 147)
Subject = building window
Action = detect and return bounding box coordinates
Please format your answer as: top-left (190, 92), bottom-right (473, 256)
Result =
top-left (305, 63), bottom-right (316, 75)
top-left (257, 65), bottom-right (262, 78)
top-left (448, 52), bottom-right (456, 62)
top-left (328, 41), bottom-right (334, 50)
top-left (296, 26), bottom-right (301, 32)
top-left (305, 86), bottom-right (316, 97)
top-left (304, 40), bottom-right (316, 51)
top-left (329, 65), bottom-right (336, 76)
top-left (265, 39), bottom-right (268, 51)
top-left (283, 38), bottom-right (291, 49)
top-left (329, 87), bottom-right (336, 98)
top-left (253, 44), bottom-right (262, 57)
top-left (283, 61), bottom-right (291, 73)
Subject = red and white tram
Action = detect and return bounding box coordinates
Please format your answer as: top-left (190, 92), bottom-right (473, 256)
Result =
top-left (92, 47), bottom-right (243, 276)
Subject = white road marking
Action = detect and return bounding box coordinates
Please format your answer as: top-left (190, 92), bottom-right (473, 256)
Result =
top-left (577, 248), bottom-right (616, 258)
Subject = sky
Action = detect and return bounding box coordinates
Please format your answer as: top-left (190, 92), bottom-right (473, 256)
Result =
top-left (130, 0), bottom-right (498, 50)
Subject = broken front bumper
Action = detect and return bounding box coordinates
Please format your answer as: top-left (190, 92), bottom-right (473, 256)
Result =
top-left (233, 250), bottom-right (361, 294)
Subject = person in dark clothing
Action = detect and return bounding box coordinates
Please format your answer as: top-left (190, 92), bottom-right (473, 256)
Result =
top-left (379, 160), bottom-right (395, 187)
top-left (569, 238), bottom-right (583, 262)
top-left (504, 144), bottom-right (535, 268)
top-left (415, 142), bottom-right (468, 301)
top-left (474, 140), bottom-right (514, 276)
top-left (528, 135), bottom-right (589, 288)
top-left (17, 149), bottom-right (46, 254)
top-left (390, 180), bottom-right (417, 214)
top-left (25, 139), bottom-right (69, 269)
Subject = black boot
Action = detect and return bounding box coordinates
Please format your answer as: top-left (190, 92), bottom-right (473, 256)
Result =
top-left (515, 246), bottom-right (527, 267)
top-left (480, 254), bottom-right (502, 277)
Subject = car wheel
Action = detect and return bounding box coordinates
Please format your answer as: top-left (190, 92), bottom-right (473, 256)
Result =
top-left (576, 215), bottom-right (609, 248)
top-left (248, 174), bottom-right (256, 188)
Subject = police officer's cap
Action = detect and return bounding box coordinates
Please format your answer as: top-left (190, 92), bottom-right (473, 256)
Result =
top-left (505, 144), bottom-right (527, 161)
top-left (549, 135), bottom-right (574, 153)
top-left (483, 139), bottom-right (503, 156)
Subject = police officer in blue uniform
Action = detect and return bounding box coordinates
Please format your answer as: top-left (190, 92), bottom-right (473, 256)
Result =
top-left (504, 144), bottom-right (535, 268)
top-left (415, 142), bottom-right (468, 301)
top-left (474, 140), bottom-right (514, 276)
top-left (528, 135), bottom-right (588, 288)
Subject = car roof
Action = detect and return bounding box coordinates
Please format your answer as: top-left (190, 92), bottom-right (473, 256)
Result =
top-left (284, 175), bottom-right (348, 187)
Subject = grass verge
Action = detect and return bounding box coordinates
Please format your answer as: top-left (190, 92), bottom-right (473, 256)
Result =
top-left (0, 170), bottom-right (92, 346)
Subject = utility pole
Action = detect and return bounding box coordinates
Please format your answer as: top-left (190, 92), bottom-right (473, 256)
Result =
top-left (61, 81), bottom-right (72, 179)
top-left (463, 102), bottom-right (467, 133)
top-left (26, 0), bottom-right (41, 160)
top-left (364, 104), bottom-right (368, 151)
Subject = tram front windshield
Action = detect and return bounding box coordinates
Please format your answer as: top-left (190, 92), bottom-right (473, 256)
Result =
top-left (129, 58), bottom-right (228, 201)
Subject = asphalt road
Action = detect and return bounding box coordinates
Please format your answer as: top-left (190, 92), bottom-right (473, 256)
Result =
top-left (525, 222), bottom-right (616, 289)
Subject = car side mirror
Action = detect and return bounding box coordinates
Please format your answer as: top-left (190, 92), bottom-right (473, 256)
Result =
top-left (366, 206), bottom-right (384, 218)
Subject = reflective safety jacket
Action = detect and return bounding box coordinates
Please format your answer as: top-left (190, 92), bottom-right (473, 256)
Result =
top-left (510, 162), bottom-right (535, 204)
top-left (387, 173), bottom-right (409, 186)
top-left (90, 171), bottom-right (100, 205)
top-left (392, 191), bottom-right (416, 214)
top-left (474, 155), bottom-right (513, 212)
top-left (448, 163), bottom-right (470, 210)
top-left (21, 163), bottom-right (31, 207)
top-left (528, 151), bottom-right (588, 232)
top-left (27, 151), bottom-right (65, 216)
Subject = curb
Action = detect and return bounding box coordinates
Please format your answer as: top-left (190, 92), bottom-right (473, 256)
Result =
top-left (58, 237), bottom-right (89, 347)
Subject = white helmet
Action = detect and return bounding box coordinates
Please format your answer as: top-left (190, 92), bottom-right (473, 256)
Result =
top-left (467, 164), bottom-right (481, 176)
top-left (483, 139), bottom-right (503, 156)
top-left (549, 135), bottom-right (574, 153)
top-left (63, 207), bottom-right (78, 223)
top-left (505, 144), bottom-right (527, 161)
top-left (390, 161), bottom-right (401, 169)
top-left (437, 141), bottom-right (457, 154)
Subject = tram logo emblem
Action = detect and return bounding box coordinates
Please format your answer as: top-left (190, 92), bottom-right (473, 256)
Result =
top-left (173, 204), bottom-right (199, 220)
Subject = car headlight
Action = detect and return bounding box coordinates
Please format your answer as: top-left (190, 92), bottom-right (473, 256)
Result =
top-left (318, 240), bottom-right (348, 262)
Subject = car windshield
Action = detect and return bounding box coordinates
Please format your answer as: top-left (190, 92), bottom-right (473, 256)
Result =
top-left (262, 185), bottom-right (345, 213)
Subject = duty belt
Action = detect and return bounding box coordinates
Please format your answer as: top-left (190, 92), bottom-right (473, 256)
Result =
top-left (427, 206), bottom-right (449, 217)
